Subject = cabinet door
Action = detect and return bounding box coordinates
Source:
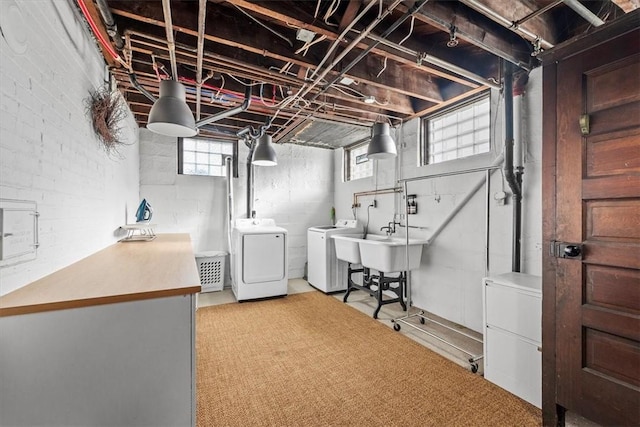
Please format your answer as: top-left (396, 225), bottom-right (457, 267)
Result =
top-left (485, 283), bottom-right (541, 342)
top-left (485, 327), bottom-right (541, 408)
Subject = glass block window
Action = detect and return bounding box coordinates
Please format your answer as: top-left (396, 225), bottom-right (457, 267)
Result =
top-left (345, 143), bottom-right (373, 181)
top-left (178, 137), bottom-right (237, 177)
top-left (422, 94), bottom-right (490, 165)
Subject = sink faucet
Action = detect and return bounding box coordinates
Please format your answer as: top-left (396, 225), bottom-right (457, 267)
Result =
top-left (380, 221), bottom-right (401, 236)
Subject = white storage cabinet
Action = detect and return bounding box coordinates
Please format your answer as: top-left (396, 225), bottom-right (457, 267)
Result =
top-left (483, 272), bottom-right (542, 408)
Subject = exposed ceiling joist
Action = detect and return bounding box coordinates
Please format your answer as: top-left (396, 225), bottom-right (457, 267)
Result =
top-left (84, 0), bottom-right (631, 149)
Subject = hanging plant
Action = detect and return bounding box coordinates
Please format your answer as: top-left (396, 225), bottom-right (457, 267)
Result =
top-left (85, 85), bottom-right (128, 155)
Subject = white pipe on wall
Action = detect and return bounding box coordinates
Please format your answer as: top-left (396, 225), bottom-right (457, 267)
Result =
top-left (225, 156), bottom-right (234, 253)
top-left (514, 95), bottom-right (524, 168)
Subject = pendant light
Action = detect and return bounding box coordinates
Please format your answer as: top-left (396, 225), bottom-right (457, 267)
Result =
top-left (367, 122), bottom-right (397, 159)
top-left (147, 79), bottom-right (197, 137)
top-left (252, 133), bottom-right (277, 166)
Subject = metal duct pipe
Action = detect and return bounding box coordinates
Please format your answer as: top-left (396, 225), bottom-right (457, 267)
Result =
top-left (503, 62), bottom-right (523, 272)
top-left (95, 0), bottom-right (124, 49)
top-left (563, 0), bottom-right (605, 27)
top-left (460, 0), bottom-right (554, 50)
top-left (196, 85), bottom-right (252, 127)
top-left (128, 73), bottom-right (157, 102)
top-left (161, 0), bottom-right (179, 79)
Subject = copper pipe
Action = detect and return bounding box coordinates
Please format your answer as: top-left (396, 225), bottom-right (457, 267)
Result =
top-left (352, 187), bottom-right (403, 208)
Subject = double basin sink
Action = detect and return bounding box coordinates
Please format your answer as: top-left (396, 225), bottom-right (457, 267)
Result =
top-left (332, 234), bottom-right (428, 273)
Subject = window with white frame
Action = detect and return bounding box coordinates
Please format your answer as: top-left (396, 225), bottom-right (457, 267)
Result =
top-left (178, 137), bottom-right (237, 177)
top-left (422, 93), bottom-right (491, 165)
top-left (345, 143), bottom-right (373, 181)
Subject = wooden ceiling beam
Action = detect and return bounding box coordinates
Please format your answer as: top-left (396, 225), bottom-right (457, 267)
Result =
top-left (122, 45), bottom-right (418, 116)
top-left (111, 6), bottom-right (448, 104)
top-left (611, 0), bottom-right (640, 12)
top-left (472, 0), bottom-right (559, 44)
top-left (165, 0), bottom-right (479, 88)
top-left (396, 1), bottom-right (536, 70)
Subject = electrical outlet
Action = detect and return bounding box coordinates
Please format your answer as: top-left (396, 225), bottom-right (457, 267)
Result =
top-left (371, 200), bottom-right (377, 208)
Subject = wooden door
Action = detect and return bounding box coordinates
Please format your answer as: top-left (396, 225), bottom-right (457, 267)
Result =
top-left (542, 24), bottom-right (640, 426)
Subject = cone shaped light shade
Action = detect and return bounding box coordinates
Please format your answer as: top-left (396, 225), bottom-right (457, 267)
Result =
top-left (367, 122), bottom-right (397, 159)
top-left (147, 80), bottom-right (197, 137)
top-left (252, 134), bottom-right (277, 166)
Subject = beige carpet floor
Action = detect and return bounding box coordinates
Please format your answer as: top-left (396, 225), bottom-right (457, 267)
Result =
top-left (196, 292), bottom-right (541, 426)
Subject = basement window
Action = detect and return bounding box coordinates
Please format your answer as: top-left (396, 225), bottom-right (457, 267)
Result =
top-left (421, 93), bottom-right (491, 165)
top-left (345, 143), bottom-right (373, 181)
top-left (178, 137), bottom-right (237, 177)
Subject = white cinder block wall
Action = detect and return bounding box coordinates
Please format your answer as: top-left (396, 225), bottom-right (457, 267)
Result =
top-left (0, 0), bottom-right (140, 296)
top-left (334, 69), bottom-right (543, 333)
top-left (139, 130), bottom-right (334, 280)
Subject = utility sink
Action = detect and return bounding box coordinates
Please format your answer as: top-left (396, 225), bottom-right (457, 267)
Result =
top-left (331, 234), bottom-right (371, 264)
top-left (332, 234), bottom-right (428, 272)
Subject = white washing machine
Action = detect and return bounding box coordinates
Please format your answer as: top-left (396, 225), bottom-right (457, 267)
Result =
top-left (307, 219), bottom-right (363, 293)
top-left (232, 218), bottom-right (288, 301)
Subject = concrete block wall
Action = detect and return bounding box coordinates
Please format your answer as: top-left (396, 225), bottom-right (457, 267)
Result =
top-left (139, 130), bottom-right (334, 281)
top-left (0, 0), bottom-right (140, 296)
top-left (253, 143), bottom-right (335, 278)
top-left (333, 70), bottom-right (543, 332)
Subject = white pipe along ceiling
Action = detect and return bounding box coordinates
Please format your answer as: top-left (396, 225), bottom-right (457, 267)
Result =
top-left (79, 0), bottom-right (632, 148)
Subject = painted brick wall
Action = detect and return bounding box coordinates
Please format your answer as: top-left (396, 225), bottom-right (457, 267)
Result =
top-left (0, 0), bottom-right (140, 296)
top-left (139, 129), bottom-right (334, 281)
top-left (333, 70), bottom-right (543, 332)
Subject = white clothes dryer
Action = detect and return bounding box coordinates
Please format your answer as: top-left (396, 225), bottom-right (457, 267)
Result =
top-left (232, 219), bottom-right (288, 301)
top-left (307, 219), bottom-right (362, 293)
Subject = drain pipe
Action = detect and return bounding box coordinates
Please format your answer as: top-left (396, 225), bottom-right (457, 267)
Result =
top-left (225, 156), bottom-right (234, 252)
top-left (503, 62), bottom-right (523, 272)
top-left (245, 139), bottom-right (256, 219)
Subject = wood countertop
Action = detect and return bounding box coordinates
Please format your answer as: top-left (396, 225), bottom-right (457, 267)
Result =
top-left (0, 234), bottom-right (201, 317)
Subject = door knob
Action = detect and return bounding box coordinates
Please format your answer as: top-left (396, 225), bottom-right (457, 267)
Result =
top-left (550, 241), bottom-right (583, 259)
top-left (563, 245), bottom-right (581, 258)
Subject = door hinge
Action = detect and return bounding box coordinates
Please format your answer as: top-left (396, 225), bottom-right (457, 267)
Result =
top-left (579, 114), bottom-right (590, 135)
top-left (550, 241), bottom-right (583, 259)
